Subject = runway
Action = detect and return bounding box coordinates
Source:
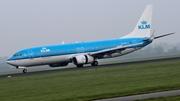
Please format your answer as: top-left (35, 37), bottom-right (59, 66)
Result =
top-left (1, 56), bottom-right (180, 101)
top-left (94, 89), bottom-right (180, 101)
top-left (0, 56), bottom-right (180, 78)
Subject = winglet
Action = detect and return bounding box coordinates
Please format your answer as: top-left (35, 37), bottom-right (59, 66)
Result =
top-left (151, 29), bottom-right (156, 38)
top-left (62, 41), bottom-right (64, 44)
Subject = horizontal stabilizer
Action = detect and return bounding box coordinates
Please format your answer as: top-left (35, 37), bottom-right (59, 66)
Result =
top-left (154, 32), bottom-right (175, 39)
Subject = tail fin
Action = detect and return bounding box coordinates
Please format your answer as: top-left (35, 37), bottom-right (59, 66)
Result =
top-left (122, 4), bottom-right (153, 38)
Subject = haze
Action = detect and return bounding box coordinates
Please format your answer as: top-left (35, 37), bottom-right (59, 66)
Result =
top-left (0, 0), bottom-right (179, 57)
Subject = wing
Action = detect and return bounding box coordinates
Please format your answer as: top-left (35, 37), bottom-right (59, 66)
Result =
top-left (90, 42), bottom-right (143, 58)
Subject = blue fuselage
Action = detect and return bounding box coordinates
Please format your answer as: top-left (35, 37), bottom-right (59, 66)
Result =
top-left (8, 38), bottom-right (151, 61)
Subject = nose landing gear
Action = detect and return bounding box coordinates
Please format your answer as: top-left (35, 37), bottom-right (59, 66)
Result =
top-left (17, 66), bottom-right (27, 73)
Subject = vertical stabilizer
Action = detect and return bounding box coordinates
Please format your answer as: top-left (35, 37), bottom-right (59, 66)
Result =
top-left (122, 4), bottom-right (153, 38)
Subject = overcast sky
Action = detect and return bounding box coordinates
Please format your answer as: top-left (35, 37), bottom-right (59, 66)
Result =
top-left (0, 0), bottom-right (179, 57)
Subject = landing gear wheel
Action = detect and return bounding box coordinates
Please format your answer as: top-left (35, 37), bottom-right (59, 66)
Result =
top-left (76, 64), bottom-right (83, 68)
top-left (91, 61), bottom-right (98, 66)
top-left (23, 69), bottom-right (27, 73)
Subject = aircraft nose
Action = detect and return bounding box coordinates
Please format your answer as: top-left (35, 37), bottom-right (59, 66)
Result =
top-left (6, 60), bottom-right (14, 65)
top-left (6, 60), bottom-right (11, 64)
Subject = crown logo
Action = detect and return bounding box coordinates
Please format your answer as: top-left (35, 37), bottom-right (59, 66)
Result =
top-left (41, 47), bottom-right (50, 52)
top-left (141, 20), bottom-right (147, 24)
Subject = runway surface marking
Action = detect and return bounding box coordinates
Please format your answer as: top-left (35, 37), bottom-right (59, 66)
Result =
top-left (94, 89), bottom-right (180, 101)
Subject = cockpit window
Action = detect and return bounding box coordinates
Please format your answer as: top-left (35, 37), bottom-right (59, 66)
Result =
top-left (13, 54), bottom-right (22, 57)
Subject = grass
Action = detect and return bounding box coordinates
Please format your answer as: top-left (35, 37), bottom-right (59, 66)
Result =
top-left (138, 95), bottom-right (180, 101)
top-left (0, 59), bottom-right (180, 101)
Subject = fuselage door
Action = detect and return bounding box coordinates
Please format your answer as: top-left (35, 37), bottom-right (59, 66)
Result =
top-left (27, 50), bottom-right (34, 59)
top-left (132, 40), bottom-right (137, 49)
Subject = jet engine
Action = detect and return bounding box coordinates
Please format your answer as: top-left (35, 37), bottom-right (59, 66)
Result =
top-left (72, 55), bottom-right (94, 65)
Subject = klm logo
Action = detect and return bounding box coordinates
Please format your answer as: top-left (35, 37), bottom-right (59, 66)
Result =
top-left (40, 47), bottom-right (50, 52)
top-left (138, 20), bottom-right (150, 29)
top-left (81, 57), bottom-right (86, 61)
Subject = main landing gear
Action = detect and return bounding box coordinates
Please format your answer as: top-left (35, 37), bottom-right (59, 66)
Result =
top-left (76, 64), bottom-right (84, 68)
top-left (23, 69), bottom-right (27, 73)
top-left (91, 61), bottom-right (98, 66)
top-left (76, 61), bottom-right (98, 68)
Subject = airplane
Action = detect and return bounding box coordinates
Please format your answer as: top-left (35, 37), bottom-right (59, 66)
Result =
top-left (6, 4), bottom-right (174, 73)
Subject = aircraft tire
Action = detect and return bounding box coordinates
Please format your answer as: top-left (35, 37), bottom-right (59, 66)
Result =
top-left (76, 64), bottom-right (83, 68)
top-left (23, 69), bottom-right (27, 73)
top-left (91, 61), bottom-right (98, 66)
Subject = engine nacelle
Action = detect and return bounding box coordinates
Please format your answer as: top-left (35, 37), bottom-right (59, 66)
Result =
top-left (73, 55), bottom-right (94, 65)
top-left (49, 62), bottom-right (68, 67)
